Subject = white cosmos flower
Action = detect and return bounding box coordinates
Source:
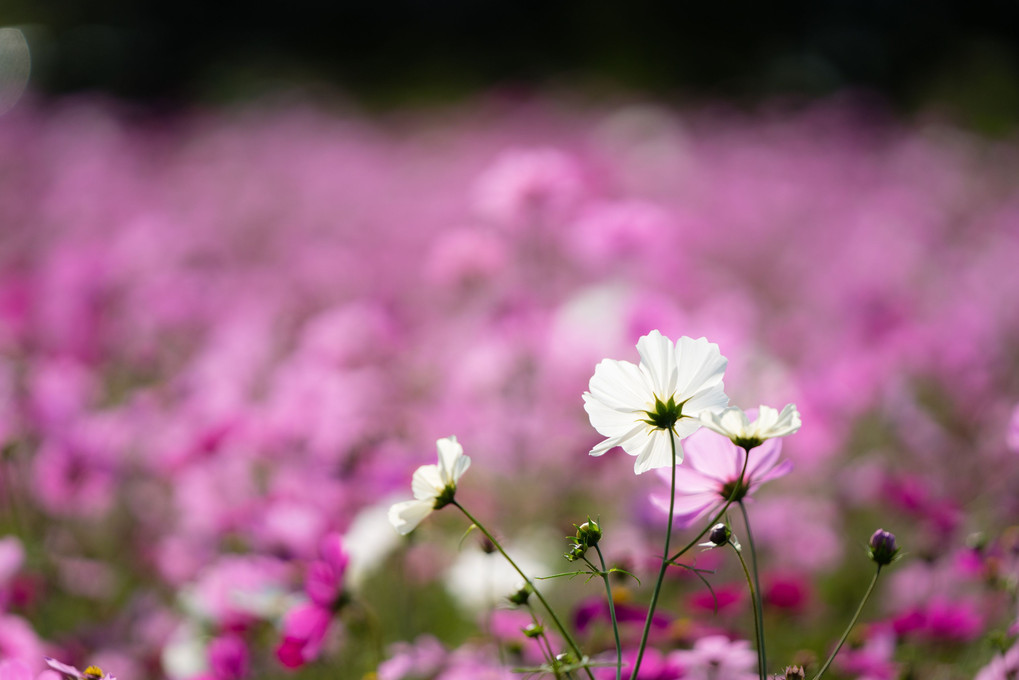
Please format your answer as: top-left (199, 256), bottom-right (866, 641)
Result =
top-left (388, 436), bottom-right (471, 535)
top-left (583, 330), bottom-right (729, 474)
top-left (699, 403), bottom-right (801, 450)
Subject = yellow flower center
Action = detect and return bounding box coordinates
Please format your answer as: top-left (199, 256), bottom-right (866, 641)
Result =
top-left (83, 667), bottom-right (104, 679)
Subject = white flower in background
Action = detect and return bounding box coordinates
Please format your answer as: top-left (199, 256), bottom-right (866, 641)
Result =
top-left (444, 536), bottom-right (554, 613)
top-left (583, 330), bottom-right (728, 474)
top-left (344, 501), bottom-right (401, 589)
top-left (700, 403), bottom-right (801, 450)
top-left (389, 436), bottom-right (471, 535)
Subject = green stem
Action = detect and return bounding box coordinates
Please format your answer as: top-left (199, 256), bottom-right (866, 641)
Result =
top-left (732, 537), bottom-right (766, 680)
top-left (739, 500), bottom-right (767, 680)
top-left (525, 603), bottom-right (560, 678)
top-left (667, 448), bottom-right (751, 563)
top-left (452, 501), bottom-right (596, 680)
top-left (810, 566), bottom-right (882, 680)
top-left (628, 432), bottom-right (679, 680)
top-left (591, 546), bottom-right (622, 680)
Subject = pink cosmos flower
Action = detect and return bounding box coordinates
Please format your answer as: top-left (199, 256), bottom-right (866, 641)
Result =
top-left (0, 661), bottom-right (31, 680)
top-left (975, 641), bottom-right (1019, 680)
top-left (275, 602), bottom-right (332, 669)
top-left (208, 634), bottom-right (248, 680)
top-left (1008, 404), bottom-right (1019, 453)
top-left (44, 658), bottom-right (116, 680)
top-left (669, 635), bottom-right (757, 680)
top-left (0, 536), bottom-right (25, 589)
top-left (472, 148), bottom-right (585, 227)
top-left (650, 425), bottom-right (792, 528)
top-left (377, 636), bottom-right (447, 680)
top-left (835, 625), bottom-right (897, 680)
top-left (305, 532), bottom-right (349, 608)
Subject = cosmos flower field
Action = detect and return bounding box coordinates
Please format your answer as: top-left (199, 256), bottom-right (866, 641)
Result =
top-left (1, 96), bottom-right (1018, 679)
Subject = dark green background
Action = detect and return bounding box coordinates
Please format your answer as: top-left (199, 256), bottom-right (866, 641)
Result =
top-left (6, 1), bottom-right (1019, 131)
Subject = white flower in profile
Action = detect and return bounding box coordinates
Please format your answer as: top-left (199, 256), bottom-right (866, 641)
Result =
top-left (700, 403), bottom-right (801, 450)
top-left (583, 330), bottom-right (729, 475)
top-left (388, 436), bottom-right (471, 535)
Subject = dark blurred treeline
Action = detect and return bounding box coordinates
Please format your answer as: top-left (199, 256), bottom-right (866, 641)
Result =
top-left (4, 0), bottom-right (1019, 131)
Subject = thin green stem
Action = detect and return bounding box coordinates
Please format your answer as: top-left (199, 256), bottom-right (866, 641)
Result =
top-left (732, 539), bottom-right (766, 680)
top-left (452, 501), bottom-right (596, 680)
top-left (667, 448), bottom-right (751, 563)
top-left (591, 546), bottom-right (622, 680)
top-left (525, 603), bottom-right (560, 678)
top-left (739, 500), bottom-right (767, 680)
top-left (810, 566), bottom-right (882, 680)
top-left (628, 432), bottom-right (678, 680)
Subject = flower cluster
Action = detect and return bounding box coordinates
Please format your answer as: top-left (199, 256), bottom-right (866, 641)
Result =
top-left (0, 97), bottom-right (1015, 680)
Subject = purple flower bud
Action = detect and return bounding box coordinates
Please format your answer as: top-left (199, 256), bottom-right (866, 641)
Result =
top-left (868, 529), bottom-right (900, 566)
top-left (708, 523), bottom-right (732, 546)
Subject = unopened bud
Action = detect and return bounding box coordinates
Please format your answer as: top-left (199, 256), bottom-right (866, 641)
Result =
top-left (507, 583), bottom-right (531, 606)
top-left (783, 665), bottom-right (805, 680)
top-left (522, 623), bottom-right (544, 638)
top-left (700, 523), bottom-right (741, 551)
top-left (555, 652), bottom-right (577, 667)
top-left (576, 518), bottom-right (602, 548)
top-left (708, 524), bottom-right (731, 546)
top-left (868, 529), bottom-right (900, 566)
top-left (564, 542), bottom-right (586, 562)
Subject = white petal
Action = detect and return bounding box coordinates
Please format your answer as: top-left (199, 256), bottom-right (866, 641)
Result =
top-left (587, 358), bottom-right (653, 411)
top-left (636, 330), bottom-right (678, 398)
top-left (682, 383), bottom-right (730, 418)
top-left (753, 405), bottom-right (780, 436)
top-left (450, 454), bottom-right (471, 483)
top-left (411, 465), bottom-right (443, 501)
top-left (699, 409), bottom-right (730, 436)
top-left (591, 421), bottom-right (652, 457)
top-left (672, 416), bottom-right (703, 441)
top-left (674, 336), bottom-right (727, 399)
top-left (772, 403), bottom-right (802, 437)
top-left (435, 436), bottom-right (464, 483)
top-left (633, 430), bottom-right (680, 474)
top-left (584, 393), bottom-right (644, 437)
top-left (388, 500), bottom-right (434, 535)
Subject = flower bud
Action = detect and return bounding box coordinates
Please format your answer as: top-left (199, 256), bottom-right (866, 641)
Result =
top-left (700, 523), bottom-right (741, 551)
top-left (555, 652), bottom-right (577, 667)
top-left (783, 665), bottom-right (806, 680)
top-left (708, 523), bottom-right (731, 546)
top-left (564, 542), bottom-right (586, 562)
top-left (868, 529), bottom-right (900, 566)
top-left (523, 623), bottom-right (544, 638)
top-left (507, 583), bottom-right (531, 606)
top-left (576, 518), bottom-right (602, 548)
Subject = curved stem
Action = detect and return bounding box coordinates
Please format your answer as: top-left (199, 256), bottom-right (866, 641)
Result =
top-left (739, 500), bottom-right (767, 680)
top-left (810, 566), bottom-right (882, 680)
top-left (732, 539), bottom-right (766, 680)
top-left (628, 432), bottom-right (678, 680)
top-left (452, 501), bottom-right (595, 680)
top-left (667, 448), bottom-right (751, 563)
top-left (591, 546), bottom-right (622, 680)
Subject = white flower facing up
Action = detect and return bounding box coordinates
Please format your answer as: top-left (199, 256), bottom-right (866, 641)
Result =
top-left (389, 436), bottom-right (471, 535)
top-left (700, 403), bottom-right (801, 450)
top-left (583, 330), bottom-right (729, 474)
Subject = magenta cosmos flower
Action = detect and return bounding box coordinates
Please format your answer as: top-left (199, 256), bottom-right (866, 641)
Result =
top-left (584, 330), bottom-right (729, 475)
top-left (650, 424), bottom-right (792, 528)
